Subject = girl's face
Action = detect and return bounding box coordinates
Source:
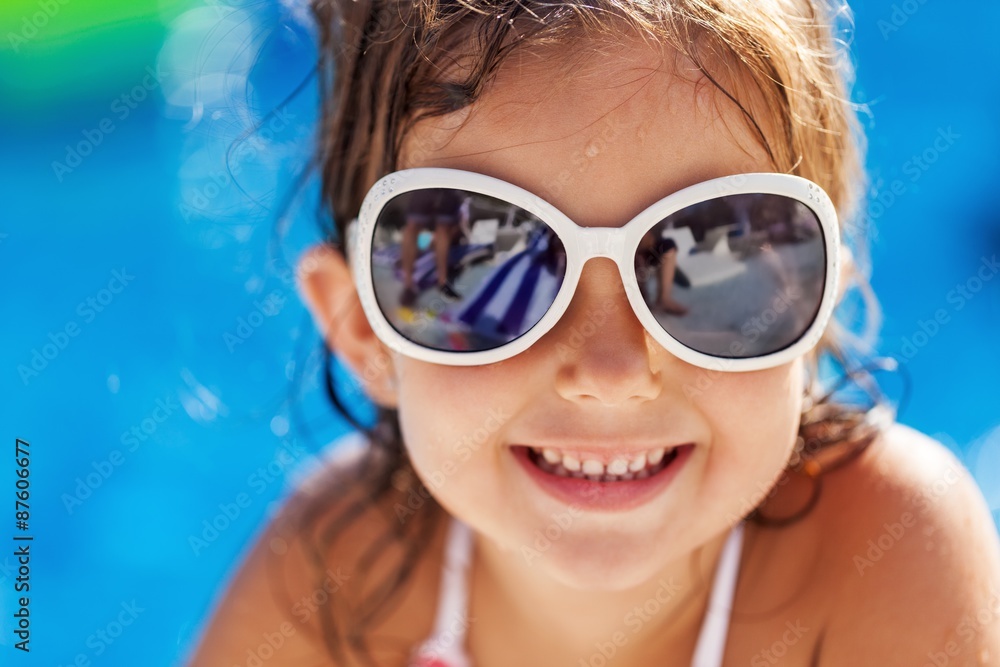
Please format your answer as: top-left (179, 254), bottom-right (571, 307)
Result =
top-left (384, 39), bottom-right (803, 589)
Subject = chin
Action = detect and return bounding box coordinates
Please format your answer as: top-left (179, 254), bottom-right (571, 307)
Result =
top-left (518, 530), bottom-right (674, 592)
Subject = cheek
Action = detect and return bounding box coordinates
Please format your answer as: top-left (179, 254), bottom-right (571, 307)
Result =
top-left (393, 359), bottom-right (521, 515)
top-left (694, 360), bottom-right (804, 518)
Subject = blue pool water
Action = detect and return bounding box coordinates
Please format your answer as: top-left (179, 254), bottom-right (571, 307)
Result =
top-left (0, 0), bottom-right (997, 664)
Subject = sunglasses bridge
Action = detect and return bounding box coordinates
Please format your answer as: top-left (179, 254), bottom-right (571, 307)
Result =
top-left (576, 226), bottom-right (630, 259)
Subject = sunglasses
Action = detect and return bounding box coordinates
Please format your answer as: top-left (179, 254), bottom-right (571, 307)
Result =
top-left (346, 168), bottom-right (840, 371)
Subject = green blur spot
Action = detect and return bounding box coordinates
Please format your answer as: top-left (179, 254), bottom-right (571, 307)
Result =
top-left (0, 0), bottom-right (197, 109)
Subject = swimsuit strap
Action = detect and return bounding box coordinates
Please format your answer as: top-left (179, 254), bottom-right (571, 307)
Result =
top-left (688, 521), bottom-right (746, 667)
top-left (410, 517), bottom-right (745, 667)
top-left (409, 517), bottom-right (475, 667)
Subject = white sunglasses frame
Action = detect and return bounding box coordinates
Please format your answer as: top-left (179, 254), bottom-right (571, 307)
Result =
top-left (347, 167), bottom-right (840, 371)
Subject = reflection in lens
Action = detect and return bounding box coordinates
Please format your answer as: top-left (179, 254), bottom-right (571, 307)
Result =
top-left (635, 193), bottom-right (826, 358)
top-left (370, 189), bottom-right (567, 353)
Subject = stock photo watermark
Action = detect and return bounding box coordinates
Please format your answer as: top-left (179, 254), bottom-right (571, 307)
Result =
top-left (17, 267), bottom-right (134, 386)
top-left (726, 469), bottom-right (792, 528)
top-left (220, 250), bottom-right (323, 356)
top-left (897, 254), bottom-right (998, 362)
top-left (877, 0), bottom-right (932, 39)
top-left (554, 298), bottom-right (621, 362)
top-left (410, 614), bottom-right (476, 667)
top-left (178, 109), bottom-right (297, 222)
top-left (61, 394), bottom-right (180, 515)
top-left (858, 126), bottom-right (960, 243)
top-left (520, 505), bottom-right (584, 565)
top-left (5, 0), bottom-right (71, 52)
top-left (188, 438), bottom-right (310, 556)
top-left (55, 600), bottom-right (145, 667)
top-left (226, 566), bottom-right (352, 667)
top-left (51, 67), bottom-right (166, 182)
top-left (852, 460), bottom-right (962, 576)
top-left (750, 620), bottom-right (810, 666)
top-left (10, 438), bottom-right (33, 652)
top-left (922, 586), bottom-right (1000, 667)
top-left (394, 407), bottom-right (512, 522)
top-left (223, 290), bottom-right (287, 352)
top-left (683, 284), bottom-right (804, 399)
top-left (577, 577), bottom-right (684, 667)
top-left (538, 114), bottom-right (626, 204)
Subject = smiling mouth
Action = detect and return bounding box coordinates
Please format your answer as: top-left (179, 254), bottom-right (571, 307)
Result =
top-left (519, 445), bottom-right (684, 482)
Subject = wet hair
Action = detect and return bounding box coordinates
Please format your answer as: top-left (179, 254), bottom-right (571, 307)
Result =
top-left (280, 0), bottom-right (894, 663)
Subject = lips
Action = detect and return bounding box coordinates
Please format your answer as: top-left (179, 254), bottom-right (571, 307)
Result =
top-left (510, 443), bottom-right (694, 512)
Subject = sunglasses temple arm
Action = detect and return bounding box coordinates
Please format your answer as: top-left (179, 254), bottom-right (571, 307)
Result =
top-left (343, 217), bottom-right (359, 266)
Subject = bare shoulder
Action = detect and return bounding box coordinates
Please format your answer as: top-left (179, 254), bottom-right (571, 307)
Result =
top-left (184, 443), bottom-right (448, 667)
top-left (183, 454), bottom-right (368, 667)
top-left (818, 422), bottom-right (1000, 665)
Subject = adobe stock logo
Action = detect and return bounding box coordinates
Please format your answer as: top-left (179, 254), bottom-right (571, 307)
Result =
top-left (222, 290), bottom-right (286, 352)
top-left (877, 0), bottom-right (931, 40)
top-left (50, 67), bottom-right (166, 182)
top-left (897, 254), bottom-right (999, 362)
top-left (5, 0), bottom-right (72, 52)
top-left (18, 268), bottom-right (135, 385)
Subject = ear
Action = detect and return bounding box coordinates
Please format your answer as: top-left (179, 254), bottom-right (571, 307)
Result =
top-left (295, 243), bottom-right (399, 408)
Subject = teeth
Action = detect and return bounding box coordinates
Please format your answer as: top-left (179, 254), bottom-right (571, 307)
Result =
top-left (607, 457), bottom-right (629, 475)
top-left (528, 445), bottom-right (682, 481)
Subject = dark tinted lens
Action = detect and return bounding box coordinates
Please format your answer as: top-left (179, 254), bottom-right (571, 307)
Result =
top-left (634, 193), bottom-right (826, 358)
top-left (371, 188), bottom-right (567, 353)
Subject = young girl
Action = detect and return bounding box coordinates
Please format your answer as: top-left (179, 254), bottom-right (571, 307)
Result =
top-left (188, 0), bottom-right (1000, 665)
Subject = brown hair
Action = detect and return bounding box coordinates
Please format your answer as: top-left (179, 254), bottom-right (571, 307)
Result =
top-left (283, 0), bottom-right (892, 662)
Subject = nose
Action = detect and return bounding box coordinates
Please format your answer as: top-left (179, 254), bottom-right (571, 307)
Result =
top-left (550, 258), bottom-right (662, 405)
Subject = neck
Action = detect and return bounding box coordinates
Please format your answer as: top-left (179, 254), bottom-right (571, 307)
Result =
top-left (468, 523), bottom-right (738, 666)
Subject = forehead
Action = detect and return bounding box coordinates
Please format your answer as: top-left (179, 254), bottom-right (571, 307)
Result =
top-left (397, 37), bottom-right (772, 227)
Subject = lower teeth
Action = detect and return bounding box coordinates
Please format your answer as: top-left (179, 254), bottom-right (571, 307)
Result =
top-left (530, 448), bottom-right (677, 481)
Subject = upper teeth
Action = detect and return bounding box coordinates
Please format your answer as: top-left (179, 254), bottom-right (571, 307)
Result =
top-left (530, 445), bottom-right (673, 479)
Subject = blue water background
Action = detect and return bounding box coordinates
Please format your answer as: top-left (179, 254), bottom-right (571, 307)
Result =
top-left (0, 1), bottom-right (997, 664)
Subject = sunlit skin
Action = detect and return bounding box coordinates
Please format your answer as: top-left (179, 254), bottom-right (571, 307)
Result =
top-left (306, 36), bottom-right (808, 658)
top-left (281, 32), bottom-right (1000, 667)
